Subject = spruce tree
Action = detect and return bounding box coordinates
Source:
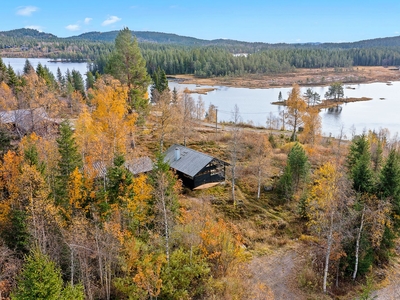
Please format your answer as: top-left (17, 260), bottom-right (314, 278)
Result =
top-left (85, 70), bottom-right (95, 90)
top-left (7, 64), bottom-right (18, 88)
top-left (12, 248), bottom-right (63, 300)
top-left (346, 134), bottom-right (374, 193)
top-left (151, 67), bottom-right (169, 103)
top-left (23, 59), bottom-right (34, 75)
top-left (12, 248), bottom-right (84, 300)
top-left (56, 120), bottom-right (82, 206)
top-left (71, 70), bottom-right (85, 98)
top-left (378, 149), bottom-right (400, 227)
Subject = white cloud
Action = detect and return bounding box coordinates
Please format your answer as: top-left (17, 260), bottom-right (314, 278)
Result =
top-left (17, 6), bottom-right (38, 16)
top-left (102, 16), bottom-right (121, 26)
top-left (66, 24), bottom-right (81, 31)
top-left (25, 25), bottom-right (43, 32)
top-left (84, 18), bottom-right (92, 24)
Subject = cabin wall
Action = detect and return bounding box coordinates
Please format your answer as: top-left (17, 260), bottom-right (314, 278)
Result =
top-left (177, 171), bottom-right (195, 189)
top-left (193, 161), bottom-right (225, 188)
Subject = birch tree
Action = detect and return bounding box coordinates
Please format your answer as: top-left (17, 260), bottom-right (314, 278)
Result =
top-left (286, 84), bottom-right (306, 141)
top-left (306, 162), bottom-right (353, 293)
top-left (230, 104), bottom-right (242, 207)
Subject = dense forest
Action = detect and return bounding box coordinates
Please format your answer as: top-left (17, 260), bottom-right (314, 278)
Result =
top-left (2, 28), bottom-right (400, 77)
top-left (1, 27), bottom-right (400, 299)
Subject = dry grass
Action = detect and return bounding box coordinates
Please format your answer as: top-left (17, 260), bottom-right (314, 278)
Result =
top-left (172, 66), bottom-right (400, 89)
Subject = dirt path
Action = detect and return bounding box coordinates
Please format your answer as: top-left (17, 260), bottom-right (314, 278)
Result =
top-left (247, 246), bottom-right (308, 300)
top-left (371, 257), bottom-right (400, 300)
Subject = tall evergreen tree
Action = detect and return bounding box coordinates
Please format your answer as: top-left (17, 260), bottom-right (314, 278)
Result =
top-left (85, 70), bottom-right (95, 90)
top-left (56, 120), bottom-right (82, 206)
top-left (7, 64), bottom-right (18, 88)
top-left (150, 67), bottom-right (169, 103)
top-left (12, 248), bottom-right (84, 300)
top-left (277, 142), bottom-right (309, 201)
top-left (23, 59), bottom-right (34, 75)
top-left (378, 149), bottom-right (400, 226)
top-left (106, 27), bottom-right (151, 117)
top-left (71, 70), bottom-right (85, 98)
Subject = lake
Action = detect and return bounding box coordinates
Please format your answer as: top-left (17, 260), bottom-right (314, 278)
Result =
top-left (169, 81), bottom-right (400, 139)
top-left (2, 57), bottom-right (88, 79)
top-left (3, 57), bottom-right (399, 138)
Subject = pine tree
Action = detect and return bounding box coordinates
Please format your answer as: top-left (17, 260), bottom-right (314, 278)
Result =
top-left (106, 27), bottom-right (151, 115)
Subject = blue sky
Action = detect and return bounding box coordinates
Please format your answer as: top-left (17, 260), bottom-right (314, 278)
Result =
top-left (2, 1), bottom-right (400, 43)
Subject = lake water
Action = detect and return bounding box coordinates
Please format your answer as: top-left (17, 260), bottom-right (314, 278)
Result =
top-left (2, 57), bottom-right (88, 79)
top-left (169, 81), bottom-right (400, 139)
top-left (3, 57), bottom-right (399, 138)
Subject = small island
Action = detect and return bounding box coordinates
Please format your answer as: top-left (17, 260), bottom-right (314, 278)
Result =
top-left (272, 96), bottom-right (373, 109)
top-left (271, 82), bottom-right (372, 109)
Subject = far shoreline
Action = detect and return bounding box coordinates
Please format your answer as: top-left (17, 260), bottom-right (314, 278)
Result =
top-left (169, 66), bottom-right (400, 90)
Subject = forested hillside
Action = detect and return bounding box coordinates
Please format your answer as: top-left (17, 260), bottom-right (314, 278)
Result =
top-left (2, 28), bottom-right (400, 77)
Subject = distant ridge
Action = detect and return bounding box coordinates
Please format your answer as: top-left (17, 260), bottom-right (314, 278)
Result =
top-left (2, 28), bottom-right (400, 48)
top-left (0, 28), bottom-right (57, 40)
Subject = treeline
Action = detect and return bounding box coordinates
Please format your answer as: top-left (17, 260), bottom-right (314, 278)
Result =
top-left (116, 46), bottom-right (400, 77)
top-left (3, 29), bottom-right (400, 77)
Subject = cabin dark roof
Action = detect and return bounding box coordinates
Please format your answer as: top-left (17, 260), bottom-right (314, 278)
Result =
top-left (164, 144), bottom-right (223, 178)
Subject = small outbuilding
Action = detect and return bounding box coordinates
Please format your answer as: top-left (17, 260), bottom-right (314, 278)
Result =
top-left (164, 144), bottom-right (228, 189)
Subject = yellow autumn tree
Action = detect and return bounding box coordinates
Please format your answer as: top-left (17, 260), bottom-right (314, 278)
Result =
top-left (18, 71), bottom-right (61, 118)
top-left (126, 174), bottom-right (153, 232)
top-left (74, 106), bottom-right (97, 163)
top-left (77, 75), bottom-right (137, 166)
top-left (306, 162), bottom-right (353, 293)
top-left (0, 81), bottom-right (17, 111)
top-left (0, 151), bottom-right (22, 231)
top-left (286, 83), bottom-right (307, 141)
top-left (115, 237), bottom-right (165, 299)
top-left (300, 107), bottom-right (322, 145)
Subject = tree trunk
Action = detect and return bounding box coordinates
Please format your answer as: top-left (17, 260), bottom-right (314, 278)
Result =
top-left (160, 175), bottom-right (170, 264)
top-left (257, 167), bottom-right (261, 200)
top-left (323, 211), bottom-right (334, 293)
top-left (353, 205), bottom-right (365, 281)
top-left (231, 165), bottom-right (236, 207)
top-left (70, 248), bottom-right (74, 285)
